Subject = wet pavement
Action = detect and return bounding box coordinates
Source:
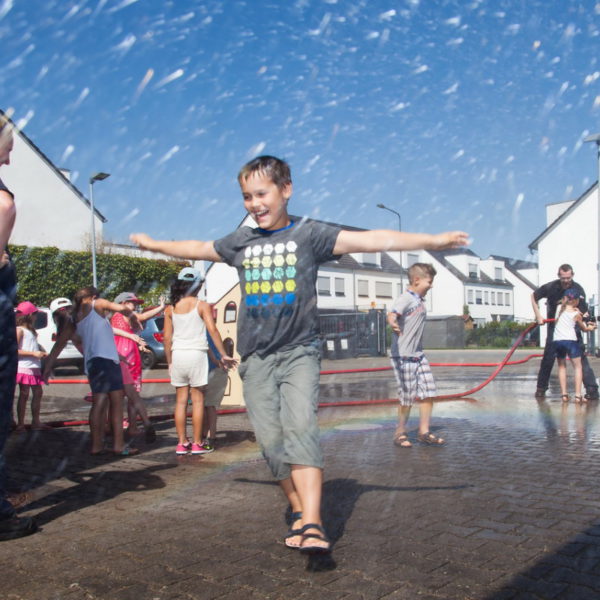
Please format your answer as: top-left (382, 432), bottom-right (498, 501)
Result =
top-left (3, 349), bottom-right (600, 599)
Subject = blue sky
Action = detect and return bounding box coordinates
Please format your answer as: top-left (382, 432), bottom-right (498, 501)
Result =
top-left (2, 0), bottom-right (599, 260)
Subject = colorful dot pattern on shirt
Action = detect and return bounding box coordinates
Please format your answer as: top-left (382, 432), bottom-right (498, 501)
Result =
top-left (242, 240), bottom-right (298, 318)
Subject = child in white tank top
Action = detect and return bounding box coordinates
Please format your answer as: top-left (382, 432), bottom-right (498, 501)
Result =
top-left (163, 268), bottom-right (237, 455)
top-left (42, 286), bottom-right (140, 456)
top-left (553, 289), bottom-right (597, 403)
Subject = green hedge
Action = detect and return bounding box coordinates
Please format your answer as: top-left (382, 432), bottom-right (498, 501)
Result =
top-left (466, 320), bottom-right (535, 348)
top-left (9, 245), bottom-right (189, 307)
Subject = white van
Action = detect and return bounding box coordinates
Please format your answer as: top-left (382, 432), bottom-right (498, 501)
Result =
top-left (33, 307), bottom-right (84, 372)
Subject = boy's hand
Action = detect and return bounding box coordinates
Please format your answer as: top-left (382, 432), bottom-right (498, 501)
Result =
top-left (430, 231), bottom-right (469, 250)
top-left (130, 233), bottom-right (155, 250)
top-left (221, 356), bottom-right (238, 370)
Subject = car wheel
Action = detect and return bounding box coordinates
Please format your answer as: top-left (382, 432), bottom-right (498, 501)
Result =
top-left (141, 349), bottom-right (156, 370)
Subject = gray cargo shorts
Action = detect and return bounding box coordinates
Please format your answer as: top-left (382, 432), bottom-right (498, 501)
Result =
top-left (239, 342), bottom-right (322, 480)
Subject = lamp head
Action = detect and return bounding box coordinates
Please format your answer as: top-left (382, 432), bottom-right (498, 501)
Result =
top-left (90, 172), bottom-right (110, 184)
top-left (583, 133), bottom-right (600, 144)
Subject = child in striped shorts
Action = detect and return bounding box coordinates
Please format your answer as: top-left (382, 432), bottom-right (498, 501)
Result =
top-left (387, 263), bottom-right (445, 448)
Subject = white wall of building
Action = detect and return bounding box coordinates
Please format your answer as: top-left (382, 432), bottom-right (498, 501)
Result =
top-left (2, 128), bottom-right (104, 251)
top-left (535, 185), bottom-right (599, 344)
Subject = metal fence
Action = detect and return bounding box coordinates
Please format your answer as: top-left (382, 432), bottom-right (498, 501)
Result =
top-left (318, 309), bottom-right (387, 359)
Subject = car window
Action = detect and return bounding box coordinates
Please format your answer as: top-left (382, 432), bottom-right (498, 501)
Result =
top-left (155, 317), bottom-right (164, 331)
top-left (35, 311), bottom-right (48, 329)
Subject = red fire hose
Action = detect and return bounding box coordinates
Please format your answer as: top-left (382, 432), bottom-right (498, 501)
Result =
top-left (45, 320), bottom-right (550, 428)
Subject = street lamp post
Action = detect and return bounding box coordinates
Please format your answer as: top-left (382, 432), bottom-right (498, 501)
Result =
top-left (584, 133), bottom-right (600, 355)
top-left (376, 203), bottom-right (403, 291)
top-left (376, 203), bottom-right (401, 231)
top-left (89, 172), bottom-right (110, 287)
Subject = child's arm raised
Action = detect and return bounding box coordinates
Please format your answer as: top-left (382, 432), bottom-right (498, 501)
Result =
top-left (130, 233), bottom-right (221, 262)
top-left (333, 229), bottom-right (468, 255)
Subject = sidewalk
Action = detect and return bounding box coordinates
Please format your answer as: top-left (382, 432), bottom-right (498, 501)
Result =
top-left (2, 352), bottom-right (600, 599)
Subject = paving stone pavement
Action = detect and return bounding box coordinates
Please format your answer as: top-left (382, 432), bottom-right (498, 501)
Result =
top-left (2, 351), bottom-right (600, 599)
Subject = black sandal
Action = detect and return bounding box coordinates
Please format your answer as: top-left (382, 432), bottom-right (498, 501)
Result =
top-left (284, 511), bottom-right (303, 549)
top-left (417, 431), bottom-right (445, 445)
top-left (299, 523), bottom-right (331, 554)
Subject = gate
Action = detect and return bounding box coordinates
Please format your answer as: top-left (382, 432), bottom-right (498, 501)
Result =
top-left (318, 309), bottom-right (387, 359)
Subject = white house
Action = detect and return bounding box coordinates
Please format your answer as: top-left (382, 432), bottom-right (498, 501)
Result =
top-left (529, 182), bottom-right (599, 344)
top-left (0, 110), bottom-right (106, 251)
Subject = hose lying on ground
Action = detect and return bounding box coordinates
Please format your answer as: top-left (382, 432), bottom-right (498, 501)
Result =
top-left (44, 321), bottom-right (549, 427)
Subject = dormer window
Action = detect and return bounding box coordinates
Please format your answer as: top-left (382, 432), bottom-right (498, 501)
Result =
top-left (468, 263), bottom-right (478, 278)
top-left (495, 267), bottom-right (503, 281)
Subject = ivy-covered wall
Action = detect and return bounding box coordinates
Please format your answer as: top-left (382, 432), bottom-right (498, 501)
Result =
top-left (9, 245), bottom-right (189, 307)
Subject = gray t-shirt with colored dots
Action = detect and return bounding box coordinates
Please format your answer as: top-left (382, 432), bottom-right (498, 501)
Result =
top-left (214, 219), bottom-right (340, 359)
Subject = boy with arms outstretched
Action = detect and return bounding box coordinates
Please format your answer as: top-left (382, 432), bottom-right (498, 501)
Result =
top-left (131, 155), bottom-right (468, 554)
top-left (387, 263), bottom-right (444, 448)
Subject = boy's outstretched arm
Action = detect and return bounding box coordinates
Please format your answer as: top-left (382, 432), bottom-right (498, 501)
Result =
top-left (130, 233), bottom-right (222, 262)
top-left (333, 229), bottom-right (469, 255)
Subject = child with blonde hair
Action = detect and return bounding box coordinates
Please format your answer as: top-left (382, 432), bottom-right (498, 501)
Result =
top-left (388, 263), bottom-right (444, 448)
top-left (14, 301), bottom-right (48, 431)
top-left (553, 288), bottom-right (597, 403)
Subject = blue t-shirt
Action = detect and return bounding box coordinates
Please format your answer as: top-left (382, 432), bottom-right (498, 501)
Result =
top-left (214, 218), bottom-right (340, 359)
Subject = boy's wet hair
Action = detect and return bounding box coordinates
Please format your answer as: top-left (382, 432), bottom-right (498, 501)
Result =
top-left (408, 263), bottom-right (437, 283)
top-left (238, 155), bottom-right (292, 190)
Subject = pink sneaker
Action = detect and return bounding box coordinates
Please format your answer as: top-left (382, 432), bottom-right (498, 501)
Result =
top-left (191, 443), bottom-right (210, 455)
top-left (175, 443), bottom-right (190, 455)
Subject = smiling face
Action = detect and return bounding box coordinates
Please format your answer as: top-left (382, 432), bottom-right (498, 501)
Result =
top-left (240, 171), bottom-right (292, 231)
top-left (411, 275), bottom-right (434, 298)
top-left (558, 268), bottom-right (573, 290)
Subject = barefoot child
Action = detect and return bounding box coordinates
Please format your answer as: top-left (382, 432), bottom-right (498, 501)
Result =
top-left (553, 288), bottom-right (597, 403)
top-left (388, 263), bottom-right (444, 448)
top-left (131, 155), bottom-right (468, 554)
top-left (43, 287), bottom-right (139, 456)
top-left (14, 301), bottom-right (49, 431)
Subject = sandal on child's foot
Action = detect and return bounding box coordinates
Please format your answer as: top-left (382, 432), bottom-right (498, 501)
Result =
top-left (299, 523), bottom-right (331, 555)
top-left (393, 433), bottom-right (412, 448)
top-left (561, 394), bottom-right (570, 403)
top-left (417, 431), bottom-right (445, 445)
top-left (284, 511), bottom-right (303, 549)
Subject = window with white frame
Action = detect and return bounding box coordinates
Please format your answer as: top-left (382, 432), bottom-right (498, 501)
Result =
top-left (505, 292), bottom-right (510, 306)
top-left (476, 290), bottom-right (483, 305)
top-left (484, 291), bottom-right (489, 304)
top-left (407, 253), bottom-right (419, 267)
top-left (491, 291), bottom-right (496, 305)
top-left (357, 279), bottom-right (369, 297)
top-left (468, 263), bottom-right (478, 278)
top-left (334, 277), bottom-right (345, 297)
top-left (495, 267), bottom-right (503, 280)
top-left (467, 289), bottom-right (474, 304)
top-left (375, 281), bottom-right (393, 298)
top-left (497, 292), bottom-right (503, 306)
top-left (362, 252), bottom-right (379, 266)
top-left (317, 276), bottom-right (331, 296)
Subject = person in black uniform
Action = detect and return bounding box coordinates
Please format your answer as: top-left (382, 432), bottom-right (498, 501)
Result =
top-left (531, 263), bottom-right (599, 400)
top-left (0, 113), bottom-right (38, 541)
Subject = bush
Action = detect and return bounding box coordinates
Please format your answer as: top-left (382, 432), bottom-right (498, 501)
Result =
top-left (466, 320), bottom-right (530, 348)
top-left (9, 245), bottom-right (189, 307)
